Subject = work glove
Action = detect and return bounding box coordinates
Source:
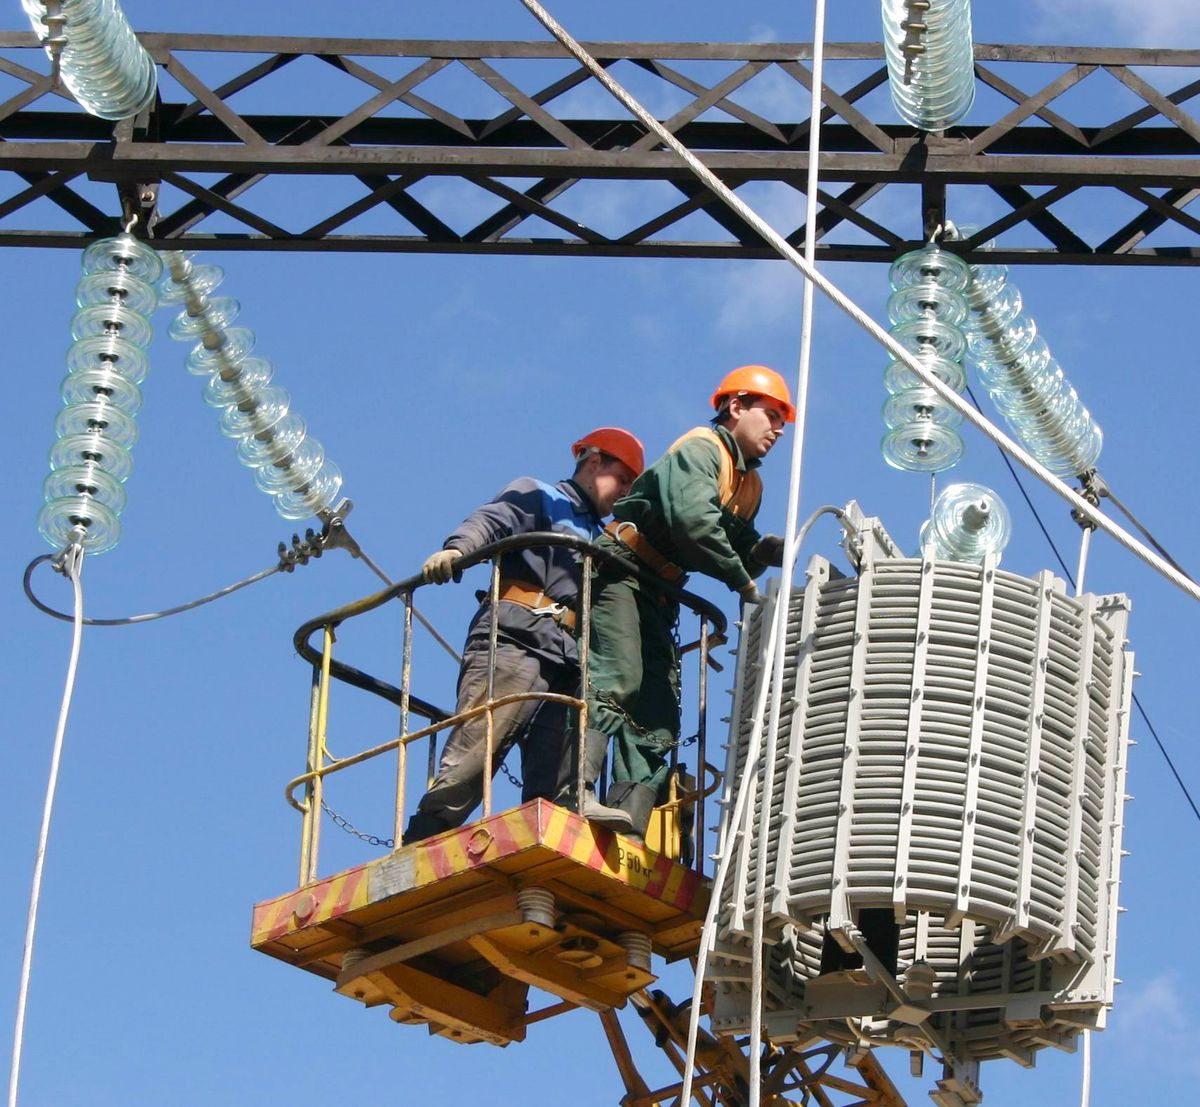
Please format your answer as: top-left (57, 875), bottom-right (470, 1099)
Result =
top-left (737, 581), bottom-right (764, 606)
top-left (422, 548), bottom-right (463, 584)
top-left (751, 534), bottom-right (785, 568)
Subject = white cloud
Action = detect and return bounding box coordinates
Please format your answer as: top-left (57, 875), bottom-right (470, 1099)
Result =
top-left (1029, 0), bottom-right (1200, 46)
top-left (1108, 974), bottom-right (1200, 1073)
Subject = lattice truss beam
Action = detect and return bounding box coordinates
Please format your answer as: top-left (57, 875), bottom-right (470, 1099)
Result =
top-left (600, 989), bottom-right (909, 1107)
top-left (0, 33), bottom-right (1198, 263)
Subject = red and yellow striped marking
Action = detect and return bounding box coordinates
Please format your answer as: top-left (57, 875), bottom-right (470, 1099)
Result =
top-left (252, 864), bottom-right (369, 946)
top-left (253, 801), bottom-right (704, 948)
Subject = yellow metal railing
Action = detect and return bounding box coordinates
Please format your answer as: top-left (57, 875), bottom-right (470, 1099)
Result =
top-left (287, 532), bottom-right (728, 887)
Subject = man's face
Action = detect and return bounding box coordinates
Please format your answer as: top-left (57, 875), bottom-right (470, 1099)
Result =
top-left (728, 394), bottom-right (788, 460)
top-left (583, 453), bottom-right (638, 514)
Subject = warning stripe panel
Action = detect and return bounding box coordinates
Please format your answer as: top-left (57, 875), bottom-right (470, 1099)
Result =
top-left (251, 864), bottom-right (369, 945)
top-left (252, 800), bottom-right (704, 948)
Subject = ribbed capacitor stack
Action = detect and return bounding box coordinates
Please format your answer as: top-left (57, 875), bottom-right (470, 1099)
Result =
top-left (711, 530), bottom-right (1133, 1072)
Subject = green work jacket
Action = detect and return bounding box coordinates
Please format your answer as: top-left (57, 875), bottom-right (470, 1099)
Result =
top-left (610, 423), bottom-right (768, 593)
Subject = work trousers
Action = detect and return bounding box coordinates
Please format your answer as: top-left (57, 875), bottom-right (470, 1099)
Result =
top-left (408, 635), bottom-right (577, 837)
top-left (586, 570), bottom-right (681, 799)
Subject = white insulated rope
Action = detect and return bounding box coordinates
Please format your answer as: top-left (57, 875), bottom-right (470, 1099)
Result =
top-left (746, 3), bottom-right (828, 1103)
top-left (8, 544), bottom-right (86, 1107)
top-left (675, 508), bottom-right (843, 1107)
top-left (517, 0), bottom-right (1200, 607)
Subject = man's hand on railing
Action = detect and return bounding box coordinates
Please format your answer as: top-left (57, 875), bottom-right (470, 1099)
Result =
top-left (422, 548), bottom-right (464, 584)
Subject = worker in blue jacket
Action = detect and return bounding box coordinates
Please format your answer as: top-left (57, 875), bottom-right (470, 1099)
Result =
top-left (403, 428), bottom-right (645, 844)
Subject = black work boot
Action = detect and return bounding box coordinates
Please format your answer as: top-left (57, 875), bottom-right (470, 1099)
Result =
top-left (556, 729), bottom-right (634, 833)
top-left (401, 811), bottom-right (450, 846)
top-left (607, 782), bottom-right (658, 843)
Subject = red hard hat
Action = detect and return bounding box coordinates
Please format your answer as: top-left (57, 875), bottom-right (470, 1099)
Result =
top-left (711, 365), bottom-right (796, 423)
top-left (572, 427), bottom-right (645, 476)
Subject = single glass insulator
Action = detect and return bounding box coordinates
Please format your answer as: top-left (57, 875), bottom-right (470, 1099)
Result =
top-left (883, 387), bottom-right (963, 430)
top-left (37, 496), bottom-right (120, 555)
top-left (185, 326), bottom-right (256, 377)
top-left (888, 244), bottom-right (971, 292)
top-left (66, 333), bottom-right (150, 383)
top-left (75, 268), bottom-right (158, 317)
top-left (203, 357), bottom-right (274, 408)
top-left (967, 309), bottom-right (1038, 364)
top-left (963, 282), bottom-right (1023, 336)
top-left (881, 421), bottom-right (964, 472)
top-left (920, 482), bottom-right (1012, 564)
top-left (70, 301), bottom-right (154, 349)
top-left (886, 282), bottom-right (969, 328)
top-left (219, 385), bottom-right (292, 440)
top-left (254, 437), bottom-right (326, 494)
top-left (273, 461), bottom-right (343, 521)
top-left (81, 233), bottom-right (161, 283)
top-left (54, 400), bottom-right (138, 448)
top-left (44, 463), bottom-right (128, 513)
top-left (159, 260), bottom-right (225, 304)
top-left (235, 412), bottom-right (308, 468)
top-left (168, 296), bottom-right (242, 341)
top-left (50, 434), bottom-right (134, 483)
top-left (890, 317), bottom-right (968, 364)
top-left (883, 352), bottom-right (966, 395)
top-left (60, 366), bottom-right (143, 414)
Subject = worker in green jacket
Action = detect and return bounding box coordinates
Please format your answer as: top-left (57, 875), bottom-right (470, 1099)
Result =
top-left (561, 365), bottom-right (793, 839)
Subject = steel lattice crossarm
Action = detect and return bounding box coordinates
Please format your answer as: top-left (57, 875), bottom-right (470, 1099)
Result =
top-left (1, 32), bottom-right (1199, 263)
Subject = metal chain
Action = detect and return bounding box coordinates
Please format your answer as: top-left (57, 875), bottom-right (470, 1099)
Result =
top-left (321, 801), bottom-right (394, 849)
top-left (497, 757), bottom-right (523, 789)
top-left (590, 684), bottom-right (687, 751)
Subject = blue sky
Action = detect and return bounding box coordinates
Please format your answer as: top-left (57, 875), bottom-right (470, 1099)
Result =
top-left (4, 2), bottom-right (1200, 1104)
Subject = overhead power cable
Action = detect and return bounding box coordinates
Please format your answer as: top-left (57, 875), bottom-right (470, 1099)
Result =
top-left (23, 552), bottom-right (282, 626)
top-left (968, 392), bottom-right (1200, 826)
top-left (9, 544), bottom-right (86, 1107)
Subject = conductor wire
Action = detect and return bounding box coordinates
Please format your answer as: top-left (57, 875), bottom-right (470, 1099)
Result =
top-left (8, 543), bottom-right (85, 1107)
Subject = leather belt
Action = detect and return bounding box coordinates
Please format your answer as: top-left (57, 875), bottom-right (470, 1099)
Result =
top-left (497, 579), bottom-right (577, 632)
top-left (605, 520), bottom-right (685, 583)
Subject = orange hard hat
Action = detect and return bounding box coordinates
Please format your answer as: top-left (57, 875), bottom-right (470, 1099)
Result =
top-left (711, 365), bottom-right (795, 423)
top-left (572, 427), bottom-right (645, 477)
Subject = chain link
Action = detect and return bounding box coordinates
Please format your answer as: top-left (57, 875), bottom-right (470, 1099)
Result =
top-left (498, 756), bottom-right (523, 789)
top-left (322, 801), bottom-right (394, 849)
top-left (590, 684), bottom-right (687, 751)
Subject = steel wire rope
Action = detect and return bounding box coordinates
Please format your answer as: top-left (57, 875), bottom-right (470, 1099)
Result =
top-left (677, 508), bottom-right (846, 1107)
top-left (745, 3), bottom-right (827, 1104)
top-left (516, 0), bottom-right (1200, 609)
top-left (8, 543), bottom-right (85, 1107)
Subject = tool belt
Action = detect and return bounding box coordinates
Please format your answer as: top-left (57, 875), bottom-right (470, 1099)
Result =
top-left (605, 520), bottom-right (685, 583)
top-left (497, 579), bottom-right (577, 632)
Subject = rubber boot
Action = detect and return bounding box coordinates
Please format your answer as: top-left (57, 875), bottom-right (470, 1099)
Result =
top-left (607, 782), bottom-right (658, 843)
top-left (557, 730), bottom-right (634, 833)
top-left (401, 810), bottom-right (451, 846)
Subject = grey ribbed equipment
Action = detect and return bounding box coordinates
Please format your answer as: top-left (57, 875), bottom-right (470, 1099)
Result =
top-left (711, 517), bottom-right (1132, 1078)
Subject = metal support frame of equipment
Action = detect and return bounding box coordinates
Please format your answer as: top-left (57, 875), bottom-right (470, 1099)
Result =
top-left (0, 34), bottom-right (1198, 262)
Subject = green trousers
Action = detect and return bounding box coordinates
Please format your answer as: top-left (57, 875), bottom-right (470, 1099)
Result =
top-left (586, 561), bottom-right (681, 798)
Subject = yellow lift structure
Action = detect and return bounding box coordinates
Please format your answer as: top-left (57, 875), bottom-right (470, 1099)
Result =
top-left (253, 799), bottom-right (703, 1046)
top-left (251, 536), bottom-right (907, 1105)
